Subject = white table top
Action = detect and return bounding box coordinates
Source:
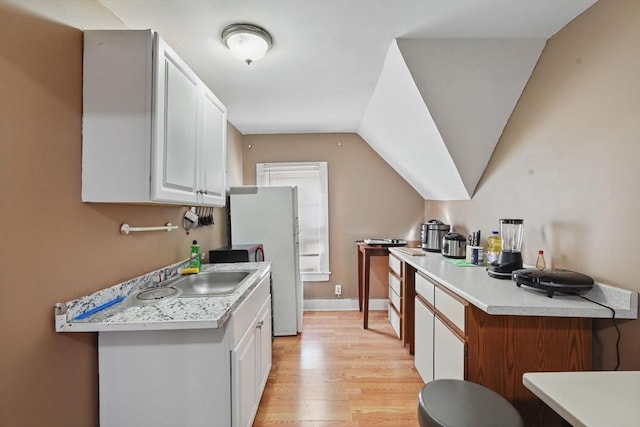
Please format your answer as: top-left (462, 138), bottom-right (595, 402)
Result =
top-left (523, 371), bottom-right (640, 427)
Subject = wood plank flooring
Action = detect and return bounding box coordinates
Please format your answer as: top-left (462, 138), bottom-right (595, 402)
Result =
top-left (253, 311), bottom-right (424, 426)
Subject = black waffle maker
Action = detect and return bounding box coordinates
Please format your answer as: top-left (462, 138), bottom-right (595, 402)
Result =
top-left (512, 268), bottom-right (594, 298)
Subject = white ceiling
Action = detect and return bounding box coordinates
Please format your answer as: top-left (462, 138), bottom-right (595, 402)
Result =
top-left (11, 0), bottom-right (597, 135)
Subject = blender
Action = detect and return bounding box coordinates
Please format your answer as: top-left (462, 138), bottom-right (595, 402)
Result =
top-left (487, 219), bottom-right (524, 279)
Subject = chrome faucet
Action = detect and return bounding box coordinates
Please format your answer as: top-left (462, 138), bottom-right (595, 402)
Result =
top-left (162, 260), bottom-right (191, 283)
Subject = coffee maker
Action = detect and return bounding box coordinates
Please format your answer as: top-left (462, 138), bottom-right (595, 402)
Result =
top-left (487, 219), bottom-right (524, 279)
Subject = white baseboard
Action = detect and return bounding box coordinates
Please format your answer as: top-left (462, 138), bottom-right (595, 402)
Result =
top-left (303, 298), bottom-right (388, 311)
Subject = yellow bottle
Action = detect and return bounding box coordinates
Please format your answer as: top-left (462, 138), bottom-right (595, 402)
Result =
top-left (486, 231), bottom-right (501, 265)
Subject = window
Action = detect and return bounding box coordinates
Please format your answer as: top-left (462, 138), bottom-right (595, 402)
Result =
top-left (256, 162), bottom-right (330, 282)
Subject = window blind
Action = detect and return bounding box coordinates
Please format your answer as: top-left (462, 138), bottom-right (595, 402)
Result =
top-left (257, 162), bottom-right (330, 281)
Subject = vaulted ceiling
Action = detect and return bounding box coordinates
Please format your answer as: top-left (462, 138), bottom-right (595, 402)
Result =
top-left (9, 0), bottom-right (598, 199)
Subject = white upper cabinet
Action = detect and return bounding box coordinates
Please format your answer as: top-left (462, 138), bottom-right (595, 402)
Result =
top-left (82, 30), bottom-right (227, 207)
top-left (152, 36), bottom-right (199, 204)
top-left (198, 87), bottom-right (227, 206)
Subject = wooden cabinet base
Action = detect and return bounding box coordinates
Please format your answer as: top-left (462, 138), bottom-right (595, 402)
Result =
top-left (406, 254), bottom-right (593, 426)
top-left (466, 306), bottom-right (592, 427)
top-left (402, 262), bottom-right (415, 354)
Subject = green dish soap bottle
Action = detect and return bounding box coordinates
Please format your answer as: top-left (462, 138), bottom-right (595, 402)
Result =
top-left (189, 240), bottom-right (201, 271)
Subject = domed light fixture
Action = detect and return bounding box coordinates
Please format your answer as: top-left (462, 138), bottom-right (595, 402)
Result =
top-left (221, 23), bottom-right (273, 65)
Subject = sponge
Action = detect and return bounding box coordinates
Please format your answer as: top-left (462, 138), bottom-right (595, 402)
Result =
top-left (181, 267), bottom-right (200, 275)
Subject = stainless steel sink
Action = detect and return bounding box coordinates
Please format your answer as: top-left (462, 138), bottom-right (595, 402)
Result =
top-left (172, 270), bottom-right (253, 297)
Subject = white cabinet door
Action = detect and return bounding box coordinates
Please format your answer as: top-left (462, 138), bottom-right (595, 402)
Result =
top-left (98, 328), bottom-right (231, 427)
top-left (82, 30), bottom-right (227, 206)
top-left (434, 316), bottom-right (465, 380)
top-left (414, 297), bottom-right (435, 383)
top-left (198, 87), bottom-right (227, 206)
top-left (232, 323), bottom-right (258, 427)
top-left (231, 296), bottom-right (272, 427)
top-left (152, 36), bottom-right (199, 204)
top-left (256, 295), bottom-right (272, 394)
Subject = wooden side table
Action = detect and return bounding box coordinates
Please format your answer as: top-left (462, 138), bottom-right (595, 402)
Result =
top-left (356, 241), bottom-right (396, 329)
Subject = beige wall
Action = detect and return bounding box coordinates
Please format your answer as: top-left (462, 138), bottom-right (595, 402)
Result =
top-left (425, 0), bottom-right (640, 370)
top-left (1, 1), bottom-right (637, 426)
top-left (241, 133), bottom-right (425, 299)
top-left (0, 5), bottom-right (239, 426)
top-left (226, 123), bottom-right (244, 188)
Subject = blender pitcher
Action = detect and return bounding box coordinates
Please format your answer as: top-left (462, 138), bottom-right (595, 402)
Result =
top-left (500, 219), bottom-right (524, 254)
top-left (487, 219), bottom-right (524, 279)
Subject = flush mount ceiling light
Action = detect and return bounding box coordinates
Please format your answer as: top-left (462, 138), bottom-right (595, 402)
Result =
top-left (222, 23), bottom-right (273, 65)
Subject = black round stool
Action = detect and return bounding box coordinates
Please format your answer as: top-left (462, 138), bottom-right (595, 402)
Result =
top-left (417, 379), bottom-right (523, 427)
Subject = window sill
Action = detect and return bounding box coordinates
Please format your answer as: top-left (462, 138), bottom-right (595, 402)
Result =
top-left (301, 272), bottom-right (331, 282)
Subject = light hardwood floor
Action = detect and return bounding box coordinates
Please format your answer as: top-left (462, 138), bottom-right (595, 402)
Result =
top-left (253, 311), bottom-right (425, 426)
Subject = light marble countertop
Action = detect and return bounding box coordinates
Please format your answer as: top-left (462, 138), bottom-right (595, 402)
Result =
top-left (523, 371), bottom-right (640, 427)
top-left (389, 248), bottom-right (637, 319)
top-left (55, 261), bottom-right (271, 332)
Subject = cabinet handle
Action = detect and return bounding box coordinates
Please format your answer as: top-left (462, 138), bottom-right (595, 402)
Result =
top-left (196, 189), bottom-right (209, 195)
top-left (256, 321), bottom-right (263, 329)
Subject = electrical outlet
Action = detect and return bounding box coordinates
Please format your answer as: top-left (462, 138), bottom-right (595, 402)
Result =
top-left (334, 284), bottom-right (342, 298)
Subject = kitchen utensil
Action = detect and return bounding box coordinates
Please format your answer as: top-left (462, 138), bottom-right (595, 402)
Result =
top-left (73, 295), bottom-right (125, 320)
top-left (441, 232), bottom-right (467, 259)
top-left (421, 220), bottom-right (450, 252)
top-left (183, 208), bottom-right (198, 231)
top-left (467, 230), bottom-right (481, 247)
top-left (488, 219), bottom-right (524, 279)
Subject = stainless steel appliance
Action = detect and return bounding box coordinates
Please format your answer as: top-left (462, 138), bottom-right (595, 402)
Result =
top-left (441, 232), bottom-right (467, 259)
top-left (421, 220), bottom-right (450, 252)
top-left (488, 219), bottom-right (524, 279)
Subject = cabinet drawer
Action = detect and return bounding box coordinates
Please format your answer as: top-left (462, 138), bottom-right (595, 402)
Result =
top-left (435, 286), bottom-right (466, 334)
top-left (388, 272), bottom-right (402, 296)
top-left (388, 254), bottom-right (402, 277)
top-left (388, 285), bottom-right (402, 313)
top-left (415, 272), bottom-right (434, 306)
top-left (388, 302), bottom-right (401, 338)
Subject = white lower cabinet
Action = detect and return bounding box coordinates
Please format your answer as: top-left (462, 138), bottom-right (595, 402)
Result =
top-left (232, 319), bottom-right (258, 427)
top-left (414, 297), bottom-right (434, 382)
top-left (257, 297), bottom-right (273, 393)
top-left (232, 295), bottom-right (272, 427)
top-left (99, 328), bottom-right (232, 427)
top-left (433, 315), bottom-right (465, 380)
top-left (388, 302), bottom-right (402, 338)
top-left (387, 254), bottom-right (403, 339)
top-left (414, 271), bottom-right (466, 383)
top-left (98, 273), bottom-right (271, 427)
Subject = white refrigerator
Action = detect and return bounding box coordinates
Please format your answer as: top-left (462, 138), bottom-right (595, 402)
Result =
top-left (229, 186), bottom-right (302, 336)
